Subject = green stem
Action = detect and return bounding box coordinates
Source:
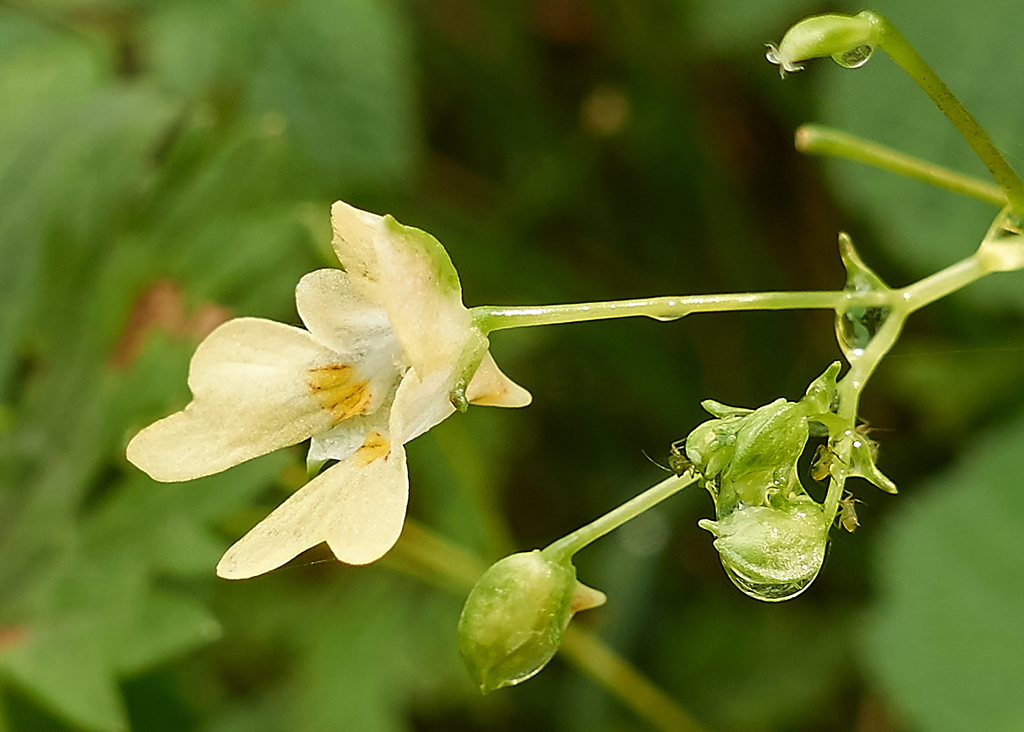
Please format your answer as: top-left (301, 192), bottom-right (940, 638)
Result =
top-left (474, 240), bottom-right (1009, 337)
top-left (822, 247), bottom-right (995, 520)
top-left (864, 11), bottom-right (1024, 217)
top-left (795, 124), bottom-right (1006, 207)
top-left (474, 291), bottom-right (855, 333)
top-left (543, 472), bottom-right (697, 562)
top-left (826, 311), bottom-right (907, 520)
top-left (899, 252), bottom-right (989, 312)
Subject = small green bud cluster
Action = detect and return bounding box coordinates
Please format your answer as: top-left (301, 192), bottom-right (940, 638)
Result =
top-left (683, 356), bottom-right (899, 600)
top-left (766, 12), bottom-right (882, 78)
top-left (457, 551), bottom-right (605, 693)
top-left (685, 365), bottom-right (842, 601)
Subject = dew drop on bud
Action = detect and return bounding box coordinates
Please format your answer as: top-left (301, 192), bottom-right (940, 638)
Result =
top-left (832, 44), bottom-right (874, 69)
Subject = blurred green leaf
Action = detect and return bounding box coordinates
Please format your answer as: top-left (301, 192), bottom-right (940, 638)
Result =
top-left (1, 615), bottom-right (127, 732)
top-left (863, 413), bottom-right (1024, 732)
top-left (247, 0), bottom-right (418, 190)
top-left (881, 336), bottom-right (1024, 440)
top-left (660, 598), bottom-right (852, 732)
top-left (115, 591), bottom-right (221, 676)
top-left (148, 0), bottom-right (262, 99)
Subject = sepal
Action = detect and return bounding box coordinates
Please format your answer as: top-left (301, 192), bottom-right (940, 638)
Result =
top-left (848, 428), bottom-right (898, 494)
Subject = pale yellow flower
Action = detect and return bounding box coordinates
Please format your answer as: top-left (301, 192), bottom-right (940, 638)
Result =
top-left (128, 202), bottom-right (530, 579)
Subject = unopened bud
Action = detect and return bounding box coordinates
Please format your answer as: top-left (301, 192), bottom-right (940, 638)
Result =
top-left (457, 551), bottom-right (605, 693)
top-left (684, 364), bottom-right (844, 601)
top-left (766, 12), bottom-right (881, 78)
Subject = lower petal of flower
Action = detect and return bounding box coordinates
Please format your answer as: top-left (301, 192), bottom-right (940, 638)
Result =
top-left (127, 317), bottom-right (387, 482)
top-left (215, 434), bottom-right (409, 579)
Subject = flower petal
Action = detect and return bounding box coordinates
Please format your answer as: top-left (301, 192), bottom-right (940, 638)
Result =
top-left (331, 201), bottom-right (485, 376)
top-left (389, 366), bottom-right (458, 446)
top-left (127, 318), bottom-right (371, 482)
top-left (215, 434), bottom-right (409, 579)
top-left (465, 352), bottom-right (533, 408)
top-left (307, 418), bottom-right (370, 463)
top-left (295, 268), bottom-right (398, 365)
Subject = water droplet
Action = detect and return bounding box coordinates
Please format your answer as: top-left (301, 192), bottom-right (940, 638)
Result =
top-left (836, 305), bottom-right (891, 359)
top-left (832, 44), bottom-right (874, 69)
top-left (724, 561), bottom-right (822, 602)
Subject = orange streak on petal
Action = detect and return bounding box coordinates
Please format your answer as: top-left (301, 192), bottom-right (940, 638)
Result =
top-left (354, 430), bottom-right (391, 465)
top-left (307, 363), bottom-right (373, 424)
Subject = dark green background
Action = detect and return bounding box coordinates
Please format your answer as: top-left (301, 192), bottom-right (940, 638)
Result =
top-left (1, 0), bottom-right (1022, 730)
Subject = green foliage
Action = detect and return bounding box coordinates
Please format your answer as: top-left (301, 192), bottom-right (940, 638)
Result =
top-left (0, 0), bottom-right (1021, 731)
top-left (864, 413), bottom-right (1024, 732)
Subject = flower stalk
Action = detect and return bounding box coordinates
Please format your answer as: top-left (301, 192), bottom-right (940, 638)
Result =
top-left (862, 12), bottom-right (1024, 217)
top-left (542, 472), bottom-right (697, 562)
top-left (795, 124), bottom-right (1006, 207)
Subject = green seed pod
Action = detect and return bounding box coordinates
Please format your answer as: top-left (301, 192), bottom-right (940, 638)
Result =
top-left (699, 500), bottom-right (829, 602)
top-left (457, 551), bottom-right (605, 693)
top-left (766, 12), bottom-right (881, 77)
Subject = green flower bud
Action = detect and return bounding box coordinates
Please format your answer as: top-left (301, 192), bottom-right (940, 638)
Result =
top-left (684, 415), bottom-right (741, 481)
top-left (719, 398), bottom-right (808, 510)
top-left (457, 551), bottom-right (606, 693)
top-left (766, 12), bottom-right (881, 78)
top-left (802, 361), bottom-right (841, 417)
top-left (699, 500), bottom-right (829, 602)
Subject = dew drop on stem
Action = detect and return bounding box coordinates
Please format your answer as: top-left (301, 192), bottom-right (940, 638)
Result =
top-left (836, 305), bottom-right (891, 359)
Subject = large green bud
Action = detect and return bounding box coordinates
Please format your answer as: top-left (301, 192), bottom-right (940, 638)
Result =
top-left (457, 551), bottom-right (605, 693)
